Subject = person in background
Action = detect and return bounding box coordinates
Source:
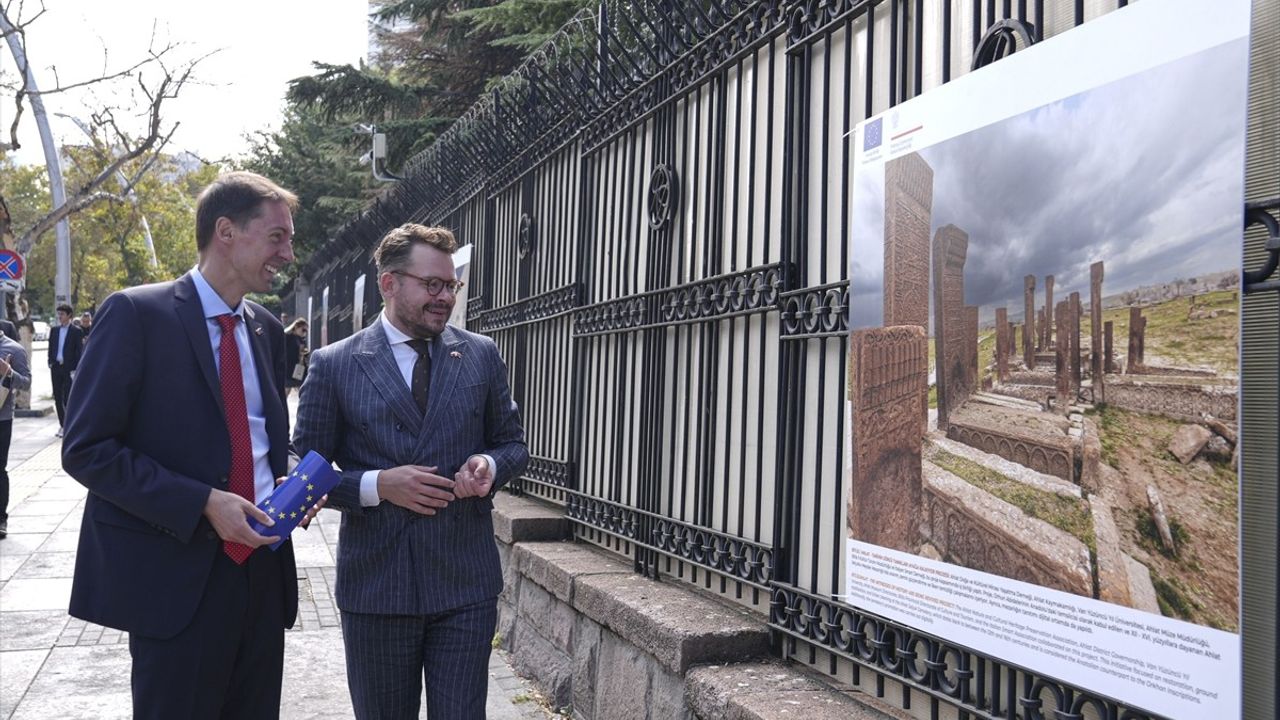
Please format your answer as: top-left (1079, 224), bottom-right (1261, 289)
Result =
top-left (48, 304), bottom-right (83, 437)
top-left (283, 318), bottom-right (309, 395)
top-left (80, 311), bottom-right (93, 347)
top-left (0, 333), bottom-right (31, 539)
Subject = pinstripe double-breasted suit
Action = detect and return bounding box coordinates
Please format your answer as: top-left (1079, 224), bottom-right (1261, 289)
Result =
top-left (293, 316), bottom-right (527, 716)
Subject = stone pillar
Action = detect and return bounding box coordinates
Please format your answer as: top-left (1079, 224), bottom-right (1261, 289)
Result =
top-left (883, 153), bottom-right (933, 329)
top-left (1044, 275), bottom-right (1055, 350)
top-left (1023, 275), bottom-right (1036, 370)
top-left (995, 307), bottom-right (1009, 382)
top-left (848, 326), bottom-right (928, 552)
top-left (1090, 262), bottom-right (1104, 403)
top-left (1037, 308), bottom-right (1047, 352)
top-left (1055, 300), bottom-right (1071, 411)
top-left (932, 224), bottom-right (970, 431)
top-left (965, 306), bottom-right (979, 393)
top-left (1104, 321), bottom-right (1114, 374)
top-left (1137, 316), bottom-right (1147, 367)
top-left (1127, 307), bottom-right (1143, 374)
top-left (1070, 292), bottom-right (1082, 393)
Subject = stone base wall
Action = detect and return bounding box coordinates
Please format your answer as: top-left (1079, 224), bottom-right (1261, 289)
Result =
top-left (492, 495), bottom-right (905, 720)
top-left (922, 464), bottom-right (1094, 598)
top-left (1104, 378), bottom-right (1238, 422)
top-left (946, 419), bottom-right (1076, 482)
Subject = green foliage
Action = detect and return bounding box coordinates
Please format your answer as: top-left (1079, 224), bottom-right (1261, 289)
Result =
top-left (453, 0), bottom-right (591, 51)
top-left (4, 152), bottom-right (216, 315)
top-left (931, 448), bottom-right (1096, 552)
top-left (241, 106), bottom-right (375, 270)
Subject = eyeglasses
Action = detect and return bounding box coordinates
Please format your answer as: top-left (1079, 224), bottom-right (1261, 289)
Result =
top-left (392, 270), bottom-right (465, 296)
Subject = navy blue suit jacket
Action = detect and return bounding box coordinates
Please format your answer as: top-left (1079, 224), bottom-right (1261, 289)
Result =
top-left (62, 273), bottom-right (297, 639)
top-left (293, 321), bottom-right (528, 615)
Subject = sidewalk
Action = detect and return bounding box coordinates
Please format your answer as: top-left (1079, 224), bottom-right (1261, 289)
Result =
top-left (0, 409), bottom-right (552, 719)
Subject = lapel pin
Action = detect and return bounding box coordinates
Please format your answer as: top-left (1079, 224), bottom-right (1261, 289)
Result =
top-left (450, 351), bottom-right (462, 359)
top-left (254, 326), bottom-right (264, 336)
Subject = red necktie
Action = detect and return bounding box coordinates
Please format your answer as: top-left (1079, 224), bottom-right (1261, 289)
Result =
top-left (217, 314), bottom-right (255, 564)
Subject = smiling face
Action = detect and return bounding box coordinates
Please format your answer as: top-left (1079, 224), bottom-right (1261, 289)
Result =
top-left (381, 243), bottom-right (457, 339)
top-left (215, 199), bottom-right (295, 301)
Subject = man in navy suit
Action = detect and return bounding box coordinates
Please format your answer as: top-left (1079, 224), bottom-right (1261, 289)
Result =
top-left (48, 303), bottom-right (83, 435)
top-left (294, 223), bottom-right (528, 719)
top-left (62, 171), bottom-right (303, 720)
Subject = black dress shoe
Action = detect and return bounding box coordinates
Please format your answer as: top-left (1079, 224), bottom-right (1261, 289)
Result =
top-left (0, 521), bottom-right (7, 538)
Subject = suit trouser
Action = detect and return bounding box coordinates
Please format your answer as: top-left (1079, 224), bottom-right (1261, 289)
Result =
top-left (0, 419), bottom-right (10, 521)
top-left (50, 364), bottom-right (72, 426)
top-left (128, 546), bottom-right (287, 720)
top-left (341, 599), bottom-right (498, 720)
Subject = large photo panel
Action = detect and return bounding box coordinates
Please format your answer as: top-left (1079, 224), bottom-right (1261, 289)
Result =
top-left (845, 1), bottom-right (1250, 717)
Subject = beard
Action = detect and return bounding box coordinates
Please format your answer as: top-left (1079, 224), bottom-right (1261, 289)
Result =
top-left (392, 301), bottom-right (450, 338)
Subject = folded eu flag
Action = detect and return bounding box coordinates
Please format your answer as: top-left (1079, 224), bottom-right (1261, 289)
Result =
top-left (247, 451), bottom-right (340, 550)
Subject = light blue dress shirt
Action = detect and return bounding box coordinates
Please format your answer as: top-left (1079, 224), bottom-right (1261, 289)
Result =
top-left (191, 267), bottom-right (275, 504)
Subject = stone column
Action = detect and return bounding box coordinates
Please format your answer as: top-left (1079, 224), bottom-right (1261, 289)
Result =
top-left (1137, 316), bottom-right (1147, 367)
top-left (1090, 262), bottom-right (1104, 403)
top-left (883, 153), bottom-right (933, 329)
top-left (1044, 275), bottom-right (1055, 350)
top-left (1104, 321), bottom-right (1114, 374)
top-left (1055, 300), bottom-right (1071, 411)
top-left (933, 224), bottom-right (970, 431)
top-left (1023, 275), bottom-right (1036, 370)
top-left (1070, 292), bottom-right (1082, 393)
top-left (1037, 308), bottom-right (1047, 352)
top-left (1127, 307), bottom-right (1143, 374)
top-left (848, 326), bottom-right (928, 552)
top-left (965, 306), bottom-right (979, 394)
top-left (995, 307), bottom-right (1009, 382)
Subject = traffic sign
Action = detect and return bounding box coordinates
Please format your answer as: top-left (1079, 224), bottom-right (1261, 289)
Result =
top-left (0, 278), bottom-right (24, 293)
top-left (0, 251), bottom-right (24, 281)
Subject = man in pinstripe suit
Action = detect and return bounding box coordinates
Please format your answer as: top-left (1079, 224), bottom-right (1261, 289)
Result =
top-left (294, 223), bottom-right (528, 719)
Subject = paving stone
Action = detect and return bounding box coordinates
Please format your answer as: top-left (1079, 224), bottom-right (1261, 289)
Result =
top-left (0, 648), bottom-right (48, 717)
top-left (0, 610), bottom-right (69, 651)
top-left (9, 644), bottom-right (132, 720)
top-left (0, 578), bottom-right (74, 611)
top-left (11, 551), bottom-right (76, 580)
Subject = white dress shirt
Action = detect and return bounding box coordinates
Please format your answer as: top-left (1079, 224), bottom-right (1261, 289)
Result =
top-left (358, 311), bottom-right (492, 506)
top-left (191, 267), bottom-right (275, 504)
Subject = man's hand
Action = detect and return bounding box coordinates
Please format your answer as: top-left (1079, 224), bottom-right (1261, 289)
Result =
top-left (203, 488), bottom-right (279, 547)
top-left (453, 455), bottom-right (494, 499)
top-left (275, 475), bottom-right (328, 529)
top-left (377, 465), bottom-right (455, 515)
top-left (0, 353), bottom-right (11, 377)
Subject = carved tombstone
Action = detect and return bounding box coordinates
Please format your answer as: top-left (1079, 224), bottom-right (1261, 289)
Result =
top-left (1137, 316), bottom-right (1147, 366)
top-left (847, 326), bottom-right (928, 552)
top-left (1127, 307), bottom-right (1143, 373)
top-left (1024, 275), bottom-right (1036, 370)
top-left (932, 224), bottom-right (970, 430)
top-left (995, 307), bottom-right (1009, 382)
top-left (883, 153), bottom-right (934, 329)
top-left (1055, 300), bottom-right (1071, 411)
top-left (1090, 262), bottom-right (1105, 402)
top-left (1104, 320), bottom-right (1115, 374)
top-left (1070, 292), bottom-right (1082, 392)
top-left (1044, 274), bottom-right (1055, 350)
top-left (1037, 308), bottom-right (1047, 353)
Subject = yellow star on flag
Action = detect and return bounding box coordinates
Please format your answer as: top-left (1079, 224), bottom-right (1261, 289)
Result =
top-left (306, 495), bottom-right (314, 502)
top-left (301, 473), bottom-right (309, 481)
top-left (278, 512), bottom-right (286, 520)
top-left (290, 512), bottom-right (298, 519)
top-left (307, 483), bottom-right (314, 491)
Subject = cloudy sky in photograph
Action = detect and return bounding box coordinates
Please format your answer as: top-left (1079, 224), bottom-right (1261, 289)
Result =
top-left (849, 37), bottom-right (1249, 331)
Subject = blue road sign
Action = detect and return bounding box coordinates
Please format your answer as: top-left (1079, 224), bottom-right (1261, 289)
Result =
top-left (0, 251), bottom-right (23, 280)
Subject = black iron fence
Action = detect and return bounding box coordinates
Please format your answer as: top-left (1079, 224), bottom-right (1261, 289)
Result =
top-left (296, 1), bottom-right (1279, 717)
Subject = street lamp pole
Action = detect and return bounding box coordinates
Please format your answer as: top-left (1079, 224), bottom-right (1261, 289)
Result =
top-left (1, 11), bottom-right (73, 308)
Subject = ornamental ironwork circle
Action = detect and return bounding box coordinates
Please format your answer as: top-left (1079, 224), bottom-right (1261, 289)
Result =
top-left (648, 165), bottom-right (678, 231)
top-left (518, 212), bottom-right (535, 259)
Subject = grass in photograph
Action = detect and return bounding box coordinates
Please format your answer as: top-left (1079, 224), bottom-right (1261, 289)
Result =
top-left (1102, 288), bottom-right (1238, 373)
top-left (931, 449), bottom-right (1095, 552)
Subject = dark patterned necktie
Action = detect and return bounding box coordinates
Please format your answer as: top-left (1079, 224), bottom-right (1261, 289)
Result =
top-left (407, 338), bottom-right (432, 413)
top-left (216, 314), bottom-right (255, 564)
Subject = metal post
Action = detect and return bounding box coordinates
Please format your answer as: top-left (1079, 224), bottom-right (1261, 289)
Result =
top-left (1, 12), bottom-right (72, 306)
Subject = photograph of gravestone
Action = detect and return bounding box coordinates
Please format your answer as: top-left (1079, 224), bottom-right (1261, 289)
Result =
top-left (844, 3), bottom-right (1248, 716)
top-left (848, 33), bottom-right (1244, 633)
